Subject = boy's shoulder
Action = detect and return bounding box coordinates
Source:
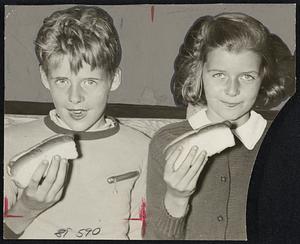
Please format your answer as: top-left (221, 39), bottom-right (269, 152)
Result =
top-left (118, 122), bottom-right (150, 145)
top-left (4, 116), bottom-right (55, 164)
top-left (5, 116), bottom-right (48, 136)
top-left (5, 116), bottom-right (44, 131)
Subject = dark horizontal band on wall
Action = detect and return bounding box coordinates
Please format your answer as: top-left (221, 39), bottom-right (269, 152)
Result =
top-left (4, 101), bottom-right (187, 119)
top-left (4, 101), bottom-right (278, 120)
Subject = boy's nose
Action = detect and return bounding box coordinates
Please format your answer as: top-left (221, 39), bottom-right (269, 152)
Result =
top-left (68, 85), bottom-right (83, 104)
top-left (225, 77), bottom-right (240, 97)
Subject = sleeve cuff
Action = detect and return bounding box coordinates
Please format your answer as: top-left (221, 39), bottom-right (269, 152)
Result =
top-left (156, 200), bottom-right (189, 239)
top-left (3, 223), bottom-right (23, 239)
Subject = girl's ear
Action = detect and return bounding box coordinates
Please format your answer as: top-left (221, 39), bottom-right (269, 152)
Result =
top-left (110, 68), bottom-right (121, 91)
top-left (39, 65), bottom-right (50, 90)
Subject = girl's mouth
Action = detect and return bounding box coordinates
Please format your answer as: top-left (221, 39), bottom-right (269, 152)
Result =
top-left (221, 101), bottom-right (241, 108)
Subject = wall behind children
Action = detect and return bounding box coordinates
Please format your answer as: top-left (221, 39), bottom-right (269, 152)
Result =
top-left (5, 4), bottom-right (295, 109)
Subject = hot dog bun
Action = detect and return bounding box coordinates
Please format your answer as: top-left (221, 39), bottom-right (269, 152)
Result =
top-left (164, 121), bottom-right (235, 171)
top-left (7, 134), bottom-right (78, 188)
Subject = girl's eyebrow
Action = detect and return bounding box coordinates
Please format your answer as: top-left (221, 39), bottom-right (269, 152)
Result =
top-left (207, 69), bottom-right (226, 72)
top-left (241, 71), bottom-right (259, 74)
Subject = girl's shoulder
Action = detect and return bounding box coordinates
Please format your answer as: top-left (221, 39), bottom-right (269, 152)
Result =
top-left (149, 120), bottom-right (192, 153)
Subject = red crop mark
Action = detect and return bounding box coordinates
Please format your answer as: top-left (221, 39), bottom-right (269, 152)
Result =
top-left (150, 6), bottom-right (155, 22)
top-left (3, 196), bottom-right (23, 218)
top-left (140, 198), bottom-right (146, 237)
top-left (127, 198), bottom-right (146, 237)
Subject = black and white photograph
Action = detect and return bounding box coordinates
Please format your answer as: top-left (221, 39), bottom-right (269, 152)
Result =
top-left (3, 3), bottom-right (298, 241)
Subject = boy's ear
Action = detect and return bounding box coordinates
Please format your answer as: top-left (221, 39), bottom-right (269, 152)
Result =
top-left (110, 68), bottom-right (121, 91)
top-left (39, 65), bottom-right (50, 90)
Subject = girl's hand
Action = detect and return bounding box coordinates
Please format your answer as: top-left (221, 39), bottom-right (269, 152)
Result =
top-left (163, 146), bottom-right (208, 217)
top-left (19, 155), bottom-right (69, 213)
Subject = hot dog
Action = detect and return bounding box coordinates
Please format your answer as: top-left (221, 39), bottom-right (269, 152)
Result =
top-left (7, 134), bottom-right (78, 188)
top-left (163, 121), bottom-right (235, 171)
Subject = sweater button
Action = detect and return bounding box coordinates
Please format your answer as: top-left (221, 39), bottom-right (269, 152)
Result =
top-left (217, 215), bottom-right (224, 222)
top-left (221, 176), bottom-right (227, 182)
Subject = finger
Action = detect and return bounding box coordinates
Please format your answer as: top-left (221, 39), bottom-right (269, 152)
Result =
top-left (179, 150), bottom-right (207, 187)
top-left (46, 158), bottom-right (68, 201)
top-left (165, 145), bottom-right (177, 161)
top-left (53, 187), bottom-right (64, 202)
top-left (187, 155), bottom-right (209, 189)
top-left (37, 155), bottom-right (60, 195)
top-left (27, 160), bottom-right (49, 192)
top-left (175, 146), bottom-right (199, 182)
top-left (164, 146), bottom-right (183, 175)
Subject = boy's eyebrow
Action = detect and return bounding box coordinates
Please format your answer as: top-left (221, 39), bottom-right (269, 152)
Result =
top-left (49, 76), bottom-right (68, 80)
top-left (49, 76), bottom-right (104, 80)
top-left (84, 77), bottom-right (105, 80)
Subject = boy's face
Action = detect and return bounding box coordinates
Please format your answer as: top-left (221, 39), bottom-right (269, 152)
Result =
top-left (202, 47), bottom-right (262, 127)
top-left (40, 56), bottom-right (120, 131)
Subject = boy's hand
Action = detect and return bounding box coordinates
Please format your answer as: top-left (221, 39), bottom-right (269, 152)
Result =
top-left (20, 155), bottom-right (69, 213)
top-left (4, 155), bottom-right (69, 235)
top-left (163, 146), bottom-right (208, 217)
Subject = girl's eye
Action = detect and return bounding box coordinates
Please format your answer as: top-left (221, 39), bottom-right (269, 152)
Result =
top-left (212, 73), bottom-right (226, 79)
top-left (240, 74), bottom-right (256, 81)
top-left (55, 79), bottom-right (69, 87)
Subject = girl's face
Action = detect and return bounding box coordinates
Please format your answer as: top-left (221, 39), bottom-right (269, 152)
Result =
top-left (202, 47), bottom-right (263, 127)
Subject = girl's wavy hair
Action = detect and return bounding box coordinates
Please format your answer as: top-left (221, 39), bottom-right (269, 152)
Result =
top-left (35, 6), bottom-right (121, 78)
top-left (171, 13), bottom-right (295, 109)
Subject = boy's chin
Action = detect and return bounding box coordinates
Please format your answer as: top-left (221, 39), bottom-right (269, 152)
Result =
top-left (66, 122), bottom-right (94, 132)
top-left (62, 115), bottom-right (106, 132)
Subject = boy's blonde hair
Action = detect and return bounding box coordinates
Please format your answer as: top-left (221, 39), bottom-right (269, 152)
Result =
top-left (171, 13), bottom-right (295, 109)
top-left (35, 6), bottom-right (121, 78)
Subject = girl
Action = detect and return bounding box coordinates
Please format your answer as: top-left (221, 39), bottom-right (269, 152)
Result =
top-left (144, 13), bottom-right (295, 240)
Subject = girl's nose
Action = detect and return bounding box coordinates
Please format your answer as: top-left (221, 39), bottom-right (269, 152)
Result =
top-left (68, 85), bottom-right (83, 104)
top-left (225, 77), bottom-right (240, 97)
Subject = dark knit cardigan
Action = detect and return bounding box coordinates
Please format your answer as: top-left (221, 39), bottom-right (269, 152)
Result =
top-left (144, 119), bottom-right (271, 240)
top-left (247, 95), bottom-right (300, 243)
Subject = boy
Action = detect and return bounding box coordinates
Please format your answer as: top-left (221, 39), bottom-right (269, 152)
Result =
top-left (4, 6), bottom-right (149, 239)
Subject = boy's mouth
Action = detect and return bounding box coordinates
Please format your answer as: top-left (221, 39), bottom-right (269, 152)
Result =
top-left (68, 109), bottom-right (87, 120)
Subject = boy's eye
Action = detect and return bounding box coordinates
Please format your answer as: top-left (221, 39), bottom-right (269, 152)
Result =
top-left (212, 73), bottom-right (226, 79)
top-left (239, 74), bottom-right (256, 81)
top-left (55, 79), bottom-right (69, 87)
top-left (82, 79), bottom-right (98, 87)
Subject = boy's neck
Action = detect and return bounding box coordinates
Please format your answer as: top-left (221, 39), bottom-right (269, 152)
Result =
top-left (86, 117), bottom-right (109, 132)
top-left (44, 111), bottom-right (120, 140)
